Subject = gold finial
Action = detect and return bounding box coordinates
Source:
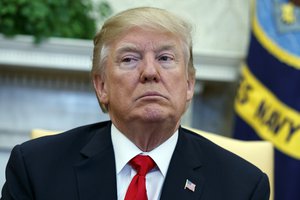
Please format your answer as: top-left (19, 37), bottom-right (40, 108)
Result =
top-left (281, 2), bottom-right (296, 24)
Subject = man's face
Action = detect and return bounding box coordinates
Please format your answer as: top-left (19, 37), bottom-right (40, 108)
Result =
top-left (94, 27), bottom-right (194, 126)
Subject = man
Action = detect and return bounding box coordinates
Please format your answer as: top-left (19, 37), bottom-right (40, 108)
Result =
top-left (1, 7), bottom-right (270, 200)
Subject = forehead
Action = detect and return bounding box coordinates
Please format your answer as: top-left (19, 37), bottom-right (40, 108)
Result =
top-left (111, 27), bottom-right (183, 53)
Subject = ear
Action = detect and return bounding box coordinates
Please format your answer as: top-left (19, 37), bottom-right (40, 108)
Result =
top-left (93, 74), bottom-right (109, 105)
top-left (186, 77), bottom-right (195, 102)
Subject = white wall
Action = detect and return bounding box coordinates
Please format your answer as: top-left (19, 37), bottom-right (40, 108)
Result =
top-left (106, 0), bottom-right (251, 56)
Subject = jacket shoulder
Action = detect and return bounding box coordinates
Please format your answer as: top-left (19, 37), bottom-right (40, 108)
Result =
top-left (180, 127), bottom-right (266, 176)
top-left (180, 127), bottom-right (270, 199)
top-left (19, 121), bottom-right (111, 158)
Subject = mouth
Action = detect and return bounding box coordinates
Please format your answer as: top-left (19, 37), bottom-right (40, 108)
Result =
top-left (136, 91), bottom-right (167, 101)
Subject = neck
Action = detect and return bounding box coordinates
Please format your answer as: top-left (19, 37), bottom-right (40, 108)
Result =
top-left (113, 120), bottom-right (180, 152)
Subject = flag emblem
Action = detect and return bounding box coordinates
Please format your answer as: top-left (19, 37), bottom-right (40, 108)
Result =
top-left (184, 179), bottom-right (196, 192)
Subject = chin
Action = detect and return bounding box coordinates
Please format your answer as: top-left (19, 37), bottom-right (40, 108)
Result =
top-left (139, 107), bottom-right (171, 122)
top-left (142, 114), bottom-right (165, 122)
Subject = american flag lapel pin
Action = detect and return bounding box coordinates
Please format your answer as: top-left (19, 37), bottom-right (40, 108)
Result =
top-left (184, 179), bottom-right (196, 192)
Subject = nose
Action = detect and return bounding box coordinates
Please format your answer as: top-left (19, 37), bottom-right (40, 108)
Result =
top-left (140, 56), bottom-right (160, 83)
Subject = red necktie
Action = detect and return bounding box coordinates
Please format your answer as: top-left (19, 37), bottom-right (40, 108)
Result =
top-left (124, 155), bottom-right (156, 200)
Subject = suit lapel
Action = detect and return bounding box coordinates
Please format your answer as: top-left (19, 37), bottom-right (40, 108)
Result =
top-left (74, 122), bottom-right (117, 200)
top-left (160, 127), bottom-right (205, 200)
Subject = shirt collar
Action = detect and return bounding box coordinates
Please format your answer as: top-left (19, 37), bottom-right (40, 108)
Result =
top-left (111, 123), bottom-right (178, 177)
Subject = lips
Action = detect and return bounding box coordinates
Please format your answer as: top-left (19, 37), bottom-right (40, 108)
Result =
top-left (136, 91), bottom-right (167, 100)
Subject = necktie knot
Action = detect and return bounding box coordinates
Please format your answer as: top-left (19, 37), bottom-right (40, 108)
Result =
top-left (129, 155), bottom-right (156, 176)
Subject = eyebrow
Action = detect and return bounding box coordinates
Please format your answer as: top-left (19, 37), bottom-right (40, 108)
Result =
top-left (154, 44), bottom-right (178, 54)
top-left (115, 43), bottom-right (140, 55)
top-left (115, 42), bottom-right (180, 56)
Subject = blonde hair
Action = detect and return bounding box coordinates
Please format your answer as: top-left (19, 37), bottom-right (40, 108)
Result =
top-left (92, 7), bottom-right (195, 112)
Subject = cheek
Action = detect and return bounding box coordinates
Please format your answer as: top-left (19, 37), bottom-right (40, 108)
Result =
top-left (107, 72), bottom-right (138, 99)
top-left (169, 74), bottom-right (191, 101)
top-left (168, 71), bottom-right (188, 89)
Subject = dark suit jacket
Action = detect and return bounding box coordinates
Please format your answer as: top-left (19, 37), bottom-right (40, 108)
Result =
top-left (1, 121), bottom-right (270, 200)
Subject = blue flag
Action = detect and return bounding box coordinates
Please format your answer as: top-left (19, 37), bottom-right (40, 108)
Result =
top-left (233, 0), bottom-right (300, 200)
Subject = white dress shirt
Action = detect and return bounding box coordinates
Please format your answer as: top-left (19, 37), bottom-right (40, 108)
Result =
top-left (111, 124), bottom-right (178, 200)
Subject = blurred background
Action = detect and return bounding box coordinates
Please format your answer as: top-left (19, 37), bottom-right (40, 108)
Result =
top-left (0, 0), bottom-right (251, 192)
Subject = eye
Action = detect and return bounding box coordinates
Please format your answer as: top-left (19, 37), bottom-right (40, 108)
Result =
top-left (158, 55), bottom-right (174, 62)
top-left (122, 57), bottom-right (137, 63)
top-left (119, 55), bottom-right (139, 69)
top-left (157, 53), bottom-right (176, 68)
